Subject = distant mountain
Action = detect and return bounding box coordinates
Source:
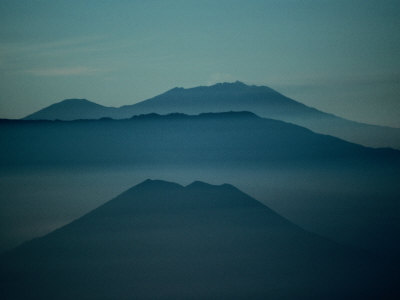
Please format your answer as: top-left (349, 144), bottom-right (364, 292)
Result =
top-left (0, 180), bottom-right (393, 299)
top-left (3, 112), bottom-right (399, 264)
top-left (24, 98), bottom-right (117, 120)
top-left (4, 112), bottom-right (399, 168)
top-left (23, 82), bottom-right (400, 149)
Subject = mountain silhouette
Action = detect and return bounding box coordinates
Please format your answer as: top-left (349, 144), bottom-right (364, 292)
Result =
top-left (3, 112), bottom-right (399, 264)
top-left (0, 180), bottom-right (394, 299)
top-left (23, 82), bottom-right (400, 149)
top-left (24, 98), bottom-right (117, 120)
top-left (4, 112), bottom-right (400, 168)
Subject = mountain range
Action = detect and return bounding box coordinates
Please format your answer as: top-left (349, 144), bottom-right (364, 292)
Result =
top-left (23, 81), bottom-right (400, 149)
top-left (0, 180), bottom-right (394, 299)
top-left (2, 112), bottom-right (399, 261)
top-left (3, 82), bottom-right (399, 297)
top-left (4, 112), bottom-right (399, 168)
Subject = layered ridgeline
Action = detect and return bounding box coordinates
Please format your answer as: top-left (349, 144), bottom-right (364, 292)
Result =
top-left (1, 112), bottom-right (399, 261)
top-left (4, 112), bottom-right (399, 168)
top-left (24, 82), bottom-right (400, 149)
top-left (0, 180), bottom-right (394, 299)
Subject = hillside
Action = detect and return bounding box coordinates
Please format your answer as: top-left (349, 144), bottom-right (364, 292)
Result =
top-left (23, 82), bottom-right (400, 149)
top-left (6, 112), bottom-right (399, 168)
top-left (2, 113), bottom-right (399, 264)
top-left (0, 180), bottom-right (393, 299)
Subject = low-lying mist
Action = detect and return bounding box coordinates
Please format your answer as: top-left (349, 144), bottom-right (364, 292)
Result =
top-left (1, 163), bottom-right (398, 263)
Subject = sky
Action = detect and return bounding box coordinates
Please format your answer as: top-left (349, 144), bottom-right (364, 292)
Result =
top-left (0, 0), bottom-right (399, 127)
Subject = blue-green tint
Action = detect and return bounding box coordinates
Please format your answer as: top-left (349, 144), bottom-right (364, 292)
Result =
top-left (0, 0), bottom-right (399, 126)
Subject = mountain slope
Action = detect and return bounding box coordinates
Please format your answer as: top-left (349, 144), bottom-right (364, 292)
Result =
top-left (2, 113), bottom-right (399, 261)
top-left (4, 112), bottom-right (400, 168)
top-left (23, 82), bottom-right (400, 148)
top-left (0, 180), bottom-right (393, 299)
top-left (119, 81), bottom-right (324, 119)
top-left (119, 81), bottom-right (400, 149)
top-left (24, 98), bottom-right (117, 121)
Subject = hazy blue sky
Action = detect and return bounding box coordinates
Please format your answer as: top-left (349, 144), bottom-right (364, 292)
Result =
top-left (0, 0), bottom-right (399, 127)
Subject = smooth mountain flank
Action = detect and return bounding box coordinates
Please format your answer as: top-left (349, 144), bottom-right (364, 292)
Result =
top-left (0, 180), bottom-right (394, 299)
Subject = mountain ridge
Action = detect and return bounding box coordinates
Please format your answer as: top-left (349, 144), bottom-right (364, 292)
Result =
top-left (1, 179), bottom-right (393, 299)
top-left (23, 81), bottom-right (400, 149)
top-left (4, 111), bottom-right (400, 170)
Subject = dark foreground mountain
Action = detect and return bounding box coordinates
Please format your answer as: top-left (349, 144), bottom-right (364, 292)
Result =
top-left (1, 113), bottom-right (399, 264)
top-left (24, 82), bottom-right (400, 149)
top-left (0, 180), bottom-right (395, 299)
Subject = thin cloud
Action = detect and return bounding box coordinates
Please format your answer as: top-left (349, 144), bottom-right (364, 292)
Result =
top-left (0, 35), bottom-right (109, 71)
top-left (0, 35), bottom-right (141, 74)
top-left (25, 66), bottom-right (101, 76)
top-left (0, 35), bottom-right (106, 54)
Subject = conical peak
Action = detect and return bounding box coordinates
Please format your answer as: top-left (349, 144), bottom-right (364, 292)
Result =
top-left (135, 179), bottom-right (183, 189)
